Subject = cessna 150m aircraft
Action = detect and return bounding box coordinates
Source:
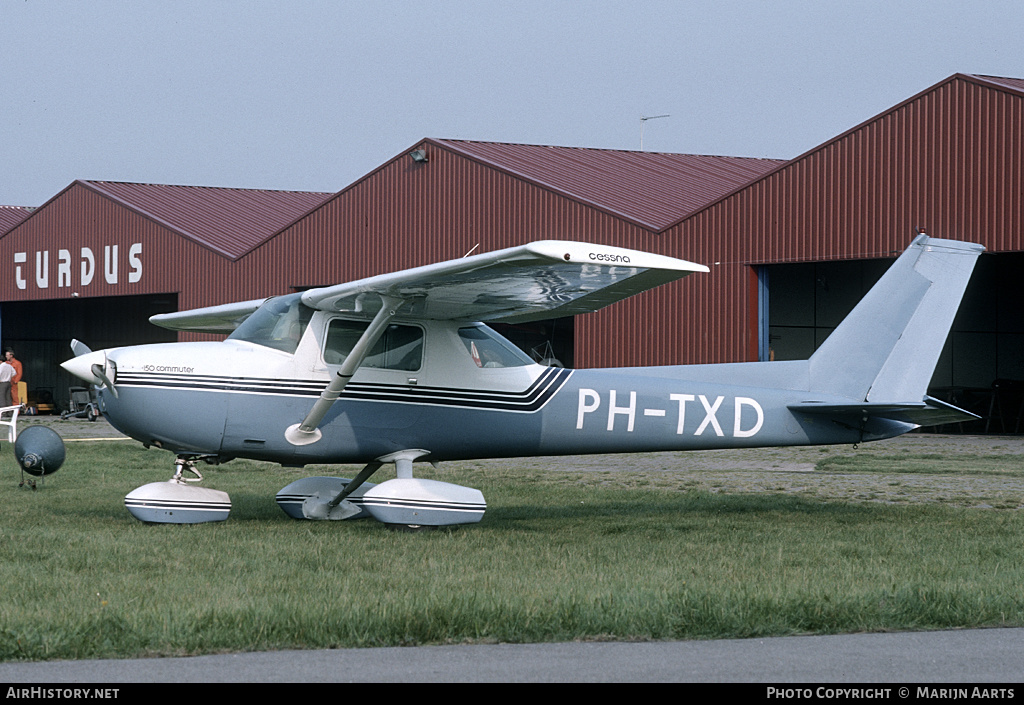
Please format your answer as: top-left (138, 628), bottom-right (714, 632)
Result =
top-left (62, 233), bottom-right (983, 526)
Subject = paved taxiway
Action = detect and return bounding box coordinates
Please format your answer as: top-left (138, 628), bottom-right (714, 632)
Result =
top-left (1, 628), bottom-right (1022, 682)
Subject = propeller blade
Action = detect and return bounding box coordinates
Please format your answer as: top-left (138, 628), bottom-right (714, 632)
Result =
top-left (70, 339), bottom-right (92, 357)
top-left (63, 346), bottom-right (119, 399)
top-left (90, 361), bottom-right (119, 399)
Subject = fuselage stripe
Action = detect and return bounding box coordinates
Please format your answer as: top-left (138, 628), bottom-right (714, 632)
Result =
top-left (113, 367), bottom-right (573, 412)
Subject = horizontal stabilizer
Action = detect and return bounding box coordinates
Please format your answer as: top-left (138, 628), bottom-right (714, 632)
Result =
top-left (788, 396), bottom-right (979, 428)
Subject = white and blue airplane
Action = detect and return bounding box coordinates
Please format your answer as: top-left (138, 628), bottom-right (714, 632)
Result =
top-left (61, 234), bottom-right (983, 527)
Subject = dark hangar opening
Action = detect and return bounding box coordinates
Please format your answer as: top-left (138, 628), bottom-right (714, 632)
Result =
top-left (0, 293), bottom-right (178, 414)
top-left (762, 252), bottom-right (1024, 432)
top-left (490, 317), bottom-right (575, 368)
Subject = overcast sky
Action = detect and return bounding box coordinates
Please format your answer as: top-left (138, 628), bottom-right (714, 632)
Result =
top-left (4, 0), bottom-right (1024, 207)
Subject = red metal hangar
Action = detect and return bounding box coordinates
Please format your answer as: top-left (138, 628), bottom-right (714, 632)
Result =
top-left (3, 74), bottom-right (1022, 430)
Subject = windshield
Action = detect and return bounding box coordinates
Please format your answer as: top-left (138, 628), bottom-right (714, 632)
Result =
top-left (458, 325), bottom-right (533, 368)
top-left (227, 293), bottom-right (315, 354)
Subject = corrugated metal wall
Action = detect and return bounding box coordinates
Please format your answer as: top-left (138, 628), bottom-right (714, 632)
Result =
top-left (0, 186), bottom-right (181, 301)
top-left (0, 184), bottom-right (266, 344)
top-left (244, 75), bottom-right (1024, 369)
top-left (242, 146), bottom-right (691, 370)
top-left (592, 74), bottom-right (1024, 368)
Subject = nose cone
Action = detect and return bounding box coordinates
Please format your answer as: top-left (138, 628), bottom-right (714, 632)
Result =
top-left (61, 350), bottom-right (107, 385)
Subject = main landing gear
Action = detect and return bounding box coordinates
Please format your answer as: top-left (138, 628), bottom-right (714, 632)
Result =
top-left (122, 450), bottom-right (486, 528)
top-left (276, 449), bottom-right (487, 529)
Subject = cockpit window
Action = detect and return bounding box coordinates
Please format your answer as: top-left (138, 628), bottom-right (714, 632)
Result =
top-left (227, 293), bottom-right (314, 354)
top-left (458, 325), bottom-right (533, 368)
top-left (324, 319), bottom-right (423, 371)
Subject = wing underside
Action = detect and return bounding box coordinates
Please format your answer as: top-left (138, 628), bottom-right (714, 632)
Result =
top-left (149, 298), bottom-right (267, 333)
top-left (301, 240), bottom-right (708, 322)
top-left (150, 241), bottom-right (708, 332)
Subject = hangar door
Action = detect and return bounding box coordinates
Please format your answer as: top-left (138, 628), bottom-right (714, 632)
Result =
top-left (0, 293), bottom-right (178, 414)
top-left (761, 253), bottom-right (1024, 432)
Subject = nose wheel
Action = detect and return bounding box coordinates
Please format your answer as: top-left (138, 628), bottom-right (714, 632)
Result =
top-left (172, 455), bottom-right (210, 483)
top-left (123, 454), bottom-right (231, 524)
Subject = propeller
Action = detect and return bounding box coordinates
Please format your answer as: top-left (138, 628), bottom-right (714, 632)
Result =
top-left (61, 341), bottom-right (118, 398)
top-left (91, 360), bottom-right (119, 398)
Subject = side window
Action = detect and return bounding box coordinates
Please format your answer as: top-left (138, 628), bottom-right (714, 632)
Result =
top-left (458, 325), bottom-right (533, 368)
top-left (324, 320), bottom-right (423, 371)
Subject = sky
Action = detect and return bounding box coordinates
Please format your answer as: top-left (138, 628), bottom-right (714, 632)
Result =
top-left (4, 0), bottom-right (1024, 207)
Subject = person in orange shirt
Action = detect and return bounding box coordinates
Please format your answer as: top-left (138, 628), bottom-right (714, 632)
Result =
top-left (5, 349), bottom-right (23, 405)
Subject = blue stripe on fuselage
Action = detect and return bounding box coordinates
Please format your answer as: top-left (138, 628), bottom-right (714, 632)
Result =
top-left (113, 366), bottom-right (572, 412)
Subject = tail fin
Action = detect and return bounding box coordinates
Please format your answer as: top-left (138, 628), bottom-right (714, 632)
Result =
top-left (808, 234), bottom-right (984, 403)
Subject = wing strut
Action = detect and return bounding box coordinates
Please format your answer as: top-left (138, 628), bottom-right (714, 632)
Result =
top-left (285, 295), bottom-right (405, 446)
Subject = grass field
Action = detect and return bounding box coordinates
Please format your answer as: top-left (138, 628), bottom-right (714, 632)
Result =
top-left (1, 430), bottom-right (1023, 662)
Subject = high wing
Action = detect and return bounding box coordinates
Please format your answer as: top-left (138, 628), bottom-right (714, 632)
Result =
top-left (150, 298), bottom-right (268, 333)
top-left (303, 240), bottom-right (707, 322)
top-left (151, 241), bottom-right (708, 331)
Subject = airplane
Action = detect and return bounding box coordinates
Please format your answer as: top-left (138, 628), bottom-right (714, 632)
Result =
top-left (60, 233), bottom-right (984, 527)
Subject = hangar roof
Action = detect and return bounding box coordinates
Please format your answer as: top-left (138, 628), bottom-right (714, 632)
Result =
top-left (0, 182), bottom-right (333, 259)
top-left (429, 139), bottom-right (785, 231)
top-left (10, 144), bottom-right (783, 262)
top-left (968, 74), bottom-right (1024, 94)
top-left (72, 181), bottom-right (333, 259)
top-left (0, 205), bottom-right (32, 234)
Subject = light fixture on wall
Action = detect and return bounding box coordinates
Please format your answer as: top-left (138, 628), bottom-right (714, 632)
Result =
top-left (409, 148), bottom-right (429, 163)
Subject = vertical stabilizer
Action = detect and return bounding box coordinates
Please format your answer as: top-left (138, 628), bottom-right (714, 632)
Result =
top-left (808, 235), bottom-right (984, 402)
